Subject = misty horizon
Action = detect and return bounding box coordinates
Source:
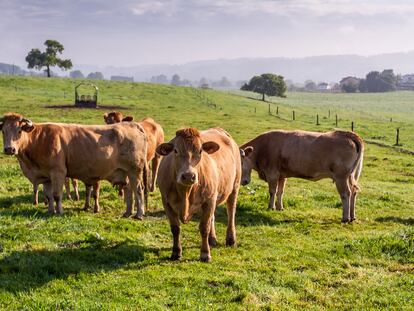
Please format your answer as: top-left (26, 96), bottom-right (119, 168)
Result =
top-left (2, 1), bottom-right (414, 68)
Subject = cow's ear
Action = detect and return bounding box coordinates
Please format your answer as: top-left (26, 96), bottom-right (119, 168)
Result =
top-left (103, 113), bottom-right (108, 121)
top-left (242, 146), bottom-right (254, 157)
top-left (202, 141), bottom-right (220, 154)
top-left (122, 116), bottom-right (134, 122)
top-left (156, 143), bottom-right (174, 156)
top-left (22, 124), bottom-right (34, 132)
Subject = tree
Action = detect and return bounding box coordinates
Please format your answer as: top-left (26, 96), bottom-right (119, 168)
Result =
top-left (171, 74), bottom-right (181, 86)
top-left (70, 70), bottom-right (84, 79)
top-left (150, 74), bottom-right (168, 84)
top-left (365, 70), bottom-right (397, 92)
top-left (25, 40), bottom-right (72, 78)
top-left (241, 73), bottom-right (287, 101)
top-left (87, 72), bottom-right (104, 80)
top-left (340, 76), bottom-right (360, 93)
top-left (304, 80), bottom-right (317, 92)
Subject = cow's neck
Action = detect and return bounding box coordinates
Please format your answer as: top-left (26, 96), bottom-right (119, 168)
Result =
top-left (16, 128), bottom-right (39, 164)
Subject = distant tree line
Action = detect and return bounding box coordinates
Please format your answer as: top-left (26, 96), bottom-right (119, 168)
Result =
top-left (340, 69), bottom-right (398, 93)
top-left (148, 74), bottom-right (238, 88)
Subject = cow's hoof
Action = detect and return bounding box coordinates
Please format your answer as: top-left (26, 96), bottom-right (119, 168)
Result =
top-left (122, 212), bottom-right (132, 218)
top-left (170, 253), bottom-right (181, 261)
top-left (133, 214), bottom-right (144, 220)
top-left (82, 206), bottom-right (89, 211)
top-left (48, 210), bottom-right (55, 215)
top-left (93, 209), bottom-right (100, 214)
top-left (276, 206), bottom-right (284, 211)
top-left (200, 253), bottom-right (212, 263)
top-left (208, 237), bottom-right (218, 247)
top-left (341, 218), bottom-right (351, 224)
top-left (226, 237), bottom-right (236, 247)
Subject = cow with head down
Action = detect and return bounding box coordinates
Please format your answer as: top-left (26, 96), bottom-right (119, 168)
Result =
top-left (0, 113), bottom-right (148, 216)
top-left (240, 130), bottom-right (364, 223)
top-left (156, 127), bottom-right (241, 262)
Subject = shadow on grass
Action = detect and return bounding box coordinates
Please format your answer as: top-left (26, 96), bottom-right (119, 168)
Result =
top-left (214, 203), bottom-right (302, 227)
top-left (376, 216), bottom-right (414, 226)
top-left (0, 193), bottom-right (34, 208)
top-left (0, 236), bottom-right (150, 293)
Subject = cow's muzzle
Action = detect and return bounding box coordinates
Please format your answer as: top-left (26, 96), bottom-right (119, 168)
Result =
top-left (179, 172), bottom-right (197, 186)
top-left (4, 147), bottom-right (16, 155)
top-left (241, 179), bottom-right (250, 186)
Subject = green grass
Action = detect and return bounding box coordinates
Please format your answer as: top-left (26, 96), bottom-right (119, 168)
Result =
top-left (0, 76), bottom-right (413, 310)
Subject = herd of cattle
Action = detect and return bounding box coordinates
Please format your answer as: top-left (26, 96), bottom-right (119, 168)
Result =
top-left (0, 111), bottom-right (364, 262)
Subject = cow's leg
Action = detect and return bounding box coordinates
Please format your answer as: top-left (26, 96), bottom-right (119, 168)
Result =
top-left (267, 179), bottom-right (278, 210)
top-left (276, 178), bottom-right (286, 211)
top-left (226, 187), bottom-right (239, 247)
top-left (150, 155), bottom-right (161, 192)
top-left (123, 183), bottom-right (133, 218)
top-left (43, 182), bottom-right (53, 212)
top-left (335, 178), bottom-right (351, 223)
top-left (93, 182), bottom-right (100, 213)
top-left (33, 183), bottom-right (39, 206)
top-left (200, 200), bottom-right (216, 263)
top-left (130, 170), bottom-right (145, 220)
top-left (83, 184), bottom-right (92, 211)
top-left (208, 215), bottom-right (218, 247)
top-left (51, 172), bottom-right (66, 215)
top-left (72, 179), bottom-right (80, 201)
top-left (165, 203), bottom-right (182, 260)
top-left (64, 177), bottom-right (72, 200)
top-left (350, 190), bottom-right (357, 222)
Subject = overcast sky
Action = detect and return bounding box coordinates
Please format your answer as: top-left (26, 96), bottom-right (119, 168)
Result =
top-left (1, 0), bottom-right (414, 67)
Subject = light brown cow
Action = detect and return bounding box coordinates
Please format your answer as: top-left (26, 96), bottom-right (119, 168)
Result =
top-left (0, 113), bottom-right (148, 216)
top-left (240, 130), bottom-right (364, 223)
top-left (156, 128), bottom-right (241, 262)
top-left (104, 111), bottom-right (164, 192)
top-left (17, 158), bottom-right (79, 206)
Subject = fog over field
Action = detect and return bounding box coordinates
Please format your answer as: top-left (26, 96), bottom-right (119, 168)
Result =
top-left (1, 1), bottom-right (414, 82)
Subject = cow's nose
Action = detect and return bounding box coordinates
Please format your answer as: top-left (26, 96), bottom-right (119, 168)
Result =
top-left (182, 172), bottom-right (196, 183)
top-left (241, 180), bottom-right (249, 186)
top-left (4, 147), bottom-right (16, 155)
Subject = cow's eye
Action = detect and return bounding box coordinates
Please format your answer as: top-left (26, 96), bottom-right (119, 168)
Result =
top-left (174, 149), bottom-right (178, 154)
top-left (199, 149), bottom-right (202, 154)
top-left (18, 129), bottom-right (22, 134)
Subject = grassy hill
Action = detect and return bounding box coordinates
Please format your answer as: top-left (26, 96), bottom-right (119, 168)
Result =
top-left (0, 76), bottom-right (413, 310)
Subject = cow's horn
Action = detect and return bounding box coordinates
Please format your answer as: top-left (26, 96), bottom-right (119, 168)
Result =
top-left (21, 118), bottom-right (33, 126)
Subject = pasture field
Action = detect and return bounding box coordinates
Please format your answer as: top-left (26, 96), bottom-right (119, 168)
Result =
top-left (0, 76), bottom-right (413, 310)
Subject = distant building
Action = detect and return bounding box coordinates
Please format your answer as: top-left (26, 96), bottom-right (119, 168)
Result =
top-left (110, 75), bottom-right (134, 82)
top-left (317, 82), bottom-right (332, 92)
top-left (398, 74), bottom-right (414, 90)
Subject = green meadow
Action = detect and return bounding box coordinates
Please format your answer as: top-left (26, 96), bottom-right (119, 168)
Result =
top-left (0, 76), bottom-right (413, 310)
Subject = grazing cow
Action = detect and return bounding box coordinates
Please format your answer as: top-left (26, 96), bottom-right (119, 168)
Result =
top-left (104, 111), bottom-right (164, 192)
top-left (240, 130), bottom-right (364, 223)
top-left (156, 128), bottom-right (241, 262)
top-left (0, 113), bottom-right (148, 216)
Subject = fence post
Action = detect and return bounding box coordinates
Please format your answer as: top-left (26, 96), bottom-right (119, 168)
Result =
top-left (335, 114), bottom-right (338, 127)
top-left (351, 122), bottom-right (354, 132)
top-left (316, 114), bottom-right (320, 125)
top-left (396, 128), bottom-right (400, 145)
top-left (268, 103), bottom-right (271, 115)
top-left (328, 109), bottom-right (331, 118)
top-left (254, 107), bottom-right (256, 114)
top-left (292, 110), bottom-right (295, 121)
top-left (276, 106), bottom-right (279, 115)
top-left (63, 91), bottom-right (66, 98)
top-left (390, 118), bottom-right (392, 122)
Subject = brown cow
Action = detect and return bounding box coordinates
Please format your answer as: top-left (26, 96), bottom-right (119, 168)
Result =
top-left (156, 128), bottom-right (241, 262)
top-left (0, 113), bottom-right (148, 216)
top-left (104, 111), bottom-right (164, 192)
top-left (17, 158), bottom-right (79, 205)
top-left (240, 130), bottom-right (364, 223)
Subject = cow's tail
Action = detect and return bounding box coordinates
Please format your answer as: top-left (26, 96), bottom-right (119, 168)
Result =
top-left (143, 160), bottom-right (149, 210)
top-left (348, 133), bottom-right (364, 193)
